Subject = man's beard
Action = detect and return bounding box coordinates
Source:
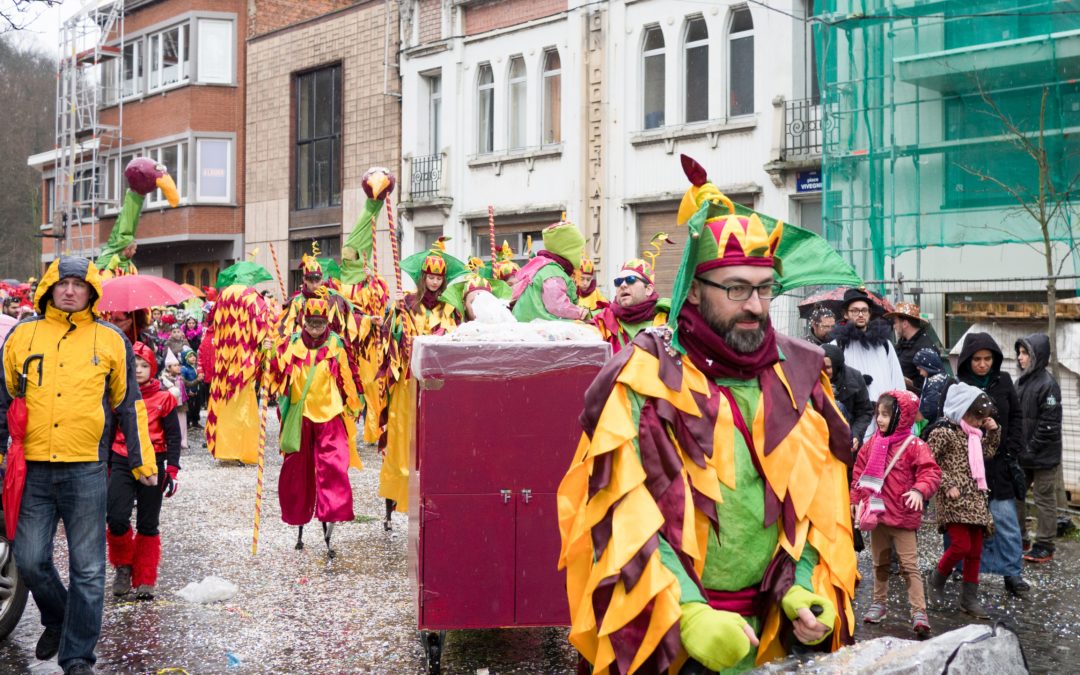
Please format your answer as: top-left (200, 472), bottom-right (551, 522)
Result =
top-left (699, 296), bottom-right (767, 353)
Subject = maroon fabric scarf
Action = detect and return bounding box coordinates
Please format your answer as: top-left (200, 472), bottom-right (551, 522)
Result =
top-left (301, 328), bottom-right (328, 349)
top-left (419, 290), bottom-right (440, 310)
top-left (677, 304), bottom-right (779, 380)
top-left (579, 277), bottom-right (597, 297)
top-left (536, 250), bottom-right (574, 276)
top-left (611, 293), bottom-right (659, 325)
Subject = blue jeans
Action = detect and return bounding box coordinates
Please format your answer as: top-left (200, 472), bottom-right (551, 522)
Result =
top-left (14, 461), bottom-right (107, 670)
top-left (981, 498), bottom-right (1023, 577)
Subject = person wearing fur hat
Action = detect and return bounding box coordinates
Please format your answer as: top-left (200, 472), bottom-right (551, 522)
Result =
top-left (559, 156), bottom-right (857, 672)
top-left (510, 219), bottom-right (589, 322)
top-left (273, 297), bottom-right (362, 556)
top-left (927, 384), bottom-right (1000, 618)
top-left (591, 258), bottom-right (669, 353)
top-left (831, 288), bottom-right (906, 430)
top-left (106, 341), bottom-right (181, 601)
top-left (884, 302), bottom-right (936, 392)
top-left (575, 257), bottom-right (606, 314)
top-left (0, 257), bottom-right (157, 673)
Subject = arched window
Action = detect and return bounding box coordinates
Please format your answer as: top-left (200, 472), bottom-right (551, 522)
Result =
top-left (729, 7), bottom-right (754, 116)
top-left (684, 17), bottom-right (709, 123)
top-left (508, 56), bottom-right (527, 149)
top-left (542, 49), bottom-right (561, 144)
top-left (642, 26), bottom-right (665, 129)
top-left (477, 63), bottom-right (495, 153)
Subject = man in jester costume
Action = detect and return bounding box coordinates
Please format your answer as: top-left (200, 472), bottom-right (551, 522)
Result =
top-left (510, 219), bottom-right (588, 322)
top-left (576, 257), bottom-right (607, 315)
top-left (273, 295), bottom-right (361, 558)
top-left (558, 155), bottom-right (857, 673)
top-left (592, 253), bottom-right (670, 354)
top-left (96, 157), bottom-right (180, 278)
top-left (378, 243), bottom-right (467, 528)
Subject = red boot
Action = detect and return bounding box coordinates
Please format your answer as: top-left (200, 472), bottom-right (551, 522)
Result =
top-left (106, 528), bottom-right (135, 596)
top-left (131, 533), bottom-right (161, 600)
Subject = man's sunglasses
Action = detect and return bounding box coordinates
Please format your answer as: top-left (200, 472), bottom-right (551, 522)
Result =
top-left (613, 275), bottom-right (644, 287)
top-left (694, 277), bottom-right (783, 301)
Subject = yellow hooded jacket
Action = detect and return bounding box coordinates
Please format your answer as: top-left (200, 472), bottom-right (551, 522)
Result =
top-left (0, 257), bottom-right (156, 479)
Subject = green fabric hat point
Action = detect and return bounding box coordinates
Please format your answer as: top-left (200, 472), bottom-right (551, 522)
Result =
top-left (216, 260), bottom-right (274, 289)
top-left (400, 249), bottom-right (469, 288)
top-left (317, 257), bottom-right (341, 281)
top-left (541, 222), bottom-right (586, 264)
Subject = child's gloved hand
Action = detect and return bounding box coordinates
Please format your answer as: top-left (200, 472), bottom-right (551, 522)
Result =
top-left (679, 602), bottom-right (758, 671)
top-left (781, 586), bottom-right (836, 645)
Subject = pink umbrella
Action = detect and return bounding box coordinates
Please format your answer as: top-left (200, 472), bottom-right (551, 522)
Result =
top-left (98, 275), bottom-right (194, 312)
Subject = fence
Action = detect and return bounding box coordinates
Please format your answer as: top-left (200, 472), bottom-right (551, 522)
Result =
top-left (772, 275), bottom-right (1080, 505)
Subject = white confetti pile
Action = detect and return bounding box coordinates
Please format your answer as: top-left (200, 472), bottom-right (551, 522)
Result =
top-left (442, 318), bottom-right (602, 343)
top-left (176, 576), bottom-right (239, 603)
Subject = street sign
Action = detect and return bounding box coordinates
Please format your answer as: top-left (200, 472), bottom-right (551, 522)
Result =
top-left (796, 170), bottom-right (822, 193)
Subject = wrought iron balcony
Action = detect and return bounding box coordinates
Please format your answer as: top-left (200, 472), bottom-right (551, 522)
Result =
top-left (410, 153), bottom-right (443, 200)
top-left (782, 97), bottom-right (832, 159)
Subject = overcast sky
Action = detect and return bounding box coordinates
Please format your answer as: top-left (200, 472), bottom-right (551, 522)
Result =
top-left (4, 0), bottom-right (84, 57)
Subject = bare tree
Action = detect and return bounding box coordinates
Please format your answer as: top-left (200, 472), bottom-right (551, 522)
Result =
top-left (1, 0), bottom-right (61, 33)
top-left (954, 79), bottom-right (1080, 378)
top-left (0, 35), bottom-right (55, 278)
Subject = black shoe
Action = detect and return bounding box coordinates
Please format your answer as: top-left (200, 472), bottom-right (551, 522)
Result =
top-left (36, 627), bottom-right (61, 660)
top-left (65, 662), bottom-right (94, 674)
top-left (1024, 545), bottom-right (1054, 563)
top-left (1004, 575), bottom-right (1030, 596)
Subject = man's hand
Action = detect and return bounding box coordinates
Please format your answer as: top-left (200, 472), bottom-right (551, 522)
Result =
top-left (793, 607), bottom-right (830, 644)
top-left (903, 489), bottom-right (924, 510)
top-left (851, 438), bottom-right (859, 451)
top-left (138, 474), bottom-right (158, 487)
top-left (946, 486), bottom-right (960, 500)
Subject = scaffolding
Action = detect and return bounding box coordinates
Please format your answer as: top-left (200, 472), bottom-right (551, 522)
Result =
top-left (814, 0), bottom-right (1080, 282)
top-left (53, 0), bottom-right (124, 258)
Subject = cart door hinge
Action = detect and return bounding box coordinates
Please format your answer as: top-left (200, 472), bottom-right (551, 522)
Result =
top-left (521, 489), bottom-right (532, 504)
top-left (501, 489), bottom-right (512, 504)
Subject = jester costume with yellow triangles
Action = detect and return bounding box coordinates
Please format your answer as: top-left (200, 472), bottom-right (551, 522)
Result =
top-left (377, 243), bottom-right (466, 522)
top-left (205, 285), bottom-right (272, 465)
top-left (557, 155), bottom-right (860, 673)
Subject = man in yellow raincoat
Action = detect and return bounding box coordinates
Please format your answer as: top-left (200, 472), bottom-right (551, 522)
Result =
top-left (558, 156), bottom-right (857, 673)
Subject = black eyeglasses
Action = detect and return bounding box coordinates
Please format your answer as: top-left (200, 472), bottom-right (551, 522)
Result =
top-left (613, 275), bottom-right (644, 288)
top-left (694, 277), bottom-right (782, 301)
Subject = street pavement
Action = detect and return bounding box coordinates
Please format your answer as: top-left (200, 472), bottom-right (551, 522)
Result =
top-left (0, 416), bottom-right (1076, 673)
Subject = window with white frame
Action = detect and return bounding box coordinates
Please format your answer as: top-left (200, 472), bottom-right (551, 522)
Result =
top-left (148, 24), bottom-right (189, 91)
top-left (105, 151), bottom-right (137, 212)
top-left (729, 7), bottom-right (755, 116)
top-left (426, 73), bottom-right (442, 154)
top-left (196, 19), bottom-right (233, 84)
top-left (542, 49), bottom-right (561, 144)
top-left (477, 63), bottom-right (495, 153)
top-left (43, 177), bottom-right (55, 224)
top-left (196, 138), bottom-right (231, 202)
top-left (684, 17), bottom-right (709, 123)
top-left (145, 142), bottom-right (187, 207)
top-left (121, 41), bottom-right (141, 99)
top-left (508, 56), bottom-right (527, 149)
top-left (642, 26), bottom-right (665, 130)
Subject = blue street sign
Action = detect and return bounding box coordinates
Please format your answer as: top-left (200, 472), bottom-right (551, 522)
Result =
top-left (796, 170), bottom-right (822, 193)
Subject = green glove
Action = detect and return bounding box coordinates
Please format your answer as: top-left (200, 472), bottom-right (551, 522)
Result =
top-left (780, 585), bottom-right (836, 645)
top-left (679, 602), bottom-right (753, 672)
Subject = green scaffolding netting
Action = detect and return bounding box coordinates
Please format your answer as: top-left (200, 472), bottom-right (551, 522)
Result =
top-left (814, 0), bottom-right (1080, 281)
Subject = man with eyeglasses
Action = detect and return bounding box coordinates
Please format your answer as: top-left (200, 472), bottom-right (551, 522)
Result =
top-left (831, 289), bottom-right (906, 430)
top-left (560, 160), bottom-right (855, 672)
top-left (591, 259), bottom-right (668, 353)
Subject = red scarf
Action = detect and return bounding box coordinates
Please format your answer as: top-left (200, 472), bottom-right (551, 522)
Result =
top-left (579, 277), bottom-right (597, 297)
top-left (301, 329), bottom-right (328, 349)
top-left (536, 250), bottom-right (574, 276)
top-left (610, 292), bottom-right (659, 324)
top-left (677, 304), bottom-right (779, 380)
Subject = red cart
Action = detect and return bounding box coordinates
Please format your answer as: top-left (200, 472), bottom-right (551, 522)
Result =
top-left (408, 338), bottom-right (610, 673)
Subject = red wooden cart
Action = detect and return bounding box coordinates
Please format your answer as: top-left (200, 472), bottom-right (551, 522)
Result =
top-left (408, 338), bottom-right (610, 673)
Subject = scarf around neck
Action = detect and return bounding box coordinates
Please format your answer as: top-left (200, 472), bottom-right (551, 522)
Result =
top-left (536, 250), bottom-right (574, 276)
top-left (579, 278), bottom-right (597, 297)
top-left (418, 289), bottom-right (440, 311)
top-left (959, 420), bottom-right (988, 490)
top-left (610, 293), bottom-right (658, 325)
top-left (301, 328), bottom-right (328, 349)
top-left (677, 304), bottom-right (778, 381)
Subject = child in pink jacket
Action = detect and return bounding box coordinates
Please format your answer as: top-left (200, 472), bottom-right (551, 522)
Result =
top-left (851, 389), bottom-right (942, 635)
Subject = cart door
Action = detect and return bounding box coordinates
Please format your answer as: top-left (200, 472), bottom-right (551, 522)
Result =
top-left (514, 491), bottom-right (570, 625)
top-left (420, 494), bottom-right (516, 629)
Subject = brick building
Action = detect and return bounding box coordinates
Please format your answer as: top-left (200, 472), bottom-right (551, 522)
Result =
top-left (244, 0), bottom-right (401, 295)
top-left (29, 0), bottom-right (249, 286)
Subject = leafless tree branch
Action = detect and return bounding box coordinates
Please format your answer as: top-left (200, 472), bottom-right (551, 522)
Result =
top-left (1, 0), bottom-right (61, 34)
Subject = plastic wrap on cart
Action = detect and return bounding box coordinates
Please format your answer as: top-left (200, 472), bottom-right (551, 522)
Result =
top-left (411, 324), bottom-right (611, 379)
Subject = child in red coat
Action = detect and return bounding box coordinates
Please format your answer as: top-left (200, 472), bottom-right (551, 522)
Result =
top-left (106, 341), bottom-right (182, 599)
top-left (851, 389), bottom-right (941, 635)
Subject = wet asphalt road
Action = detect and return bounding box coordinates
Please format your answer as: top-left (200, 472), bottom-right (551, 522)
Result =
top-left (0, 416), bottom-right (1076, 673)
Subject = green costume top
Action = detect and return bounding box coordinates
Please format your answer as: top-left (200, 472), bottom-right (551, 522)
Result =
top-left (341, 197), bottom-right (385, 285)
top-left (510, 260), bottom-right (579, 322)
top-left (95, 190), bottom-right (144, 273)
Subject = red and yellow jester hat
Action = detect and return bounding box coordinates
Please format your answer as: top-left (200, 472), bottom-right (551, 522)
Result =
top-left (464, 274), bottom-right (492, 297)
top-left (300, 241), bottom-right (324, 278)
top-left (492, 240), bottom-right (520, 281)
top-left (303, 296), bottom-right (330, 320)
top-left (580, 257), bottom-right (595, 275)
top-left (618, 258), bottom-right (655, 285)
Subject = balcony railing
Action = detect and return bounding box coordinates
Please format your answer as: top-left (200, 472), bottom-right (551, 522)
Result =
top-left (410, 153), bottom-right (443, 199)
top-left (783, 97), bottom-right (832, 159)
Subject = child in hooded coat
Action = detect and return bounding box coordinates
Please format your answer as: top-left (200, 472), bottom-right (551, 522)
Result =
top-left (927, 383), bottom-right (1000, 619)
top-left (850, 389), bottom-right (941, 635)
top-left (107, 341), bottom-right (182, 599)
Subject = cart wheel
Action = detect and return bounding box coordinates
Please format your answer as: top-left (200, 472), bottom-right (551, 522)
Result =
top-left (420, 630), bottom-right (445, 675)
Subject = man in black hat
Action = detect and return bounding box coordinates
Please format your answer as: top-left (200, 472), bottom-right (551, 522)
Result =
top-left (831, 288), bottom-right (905, 439)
